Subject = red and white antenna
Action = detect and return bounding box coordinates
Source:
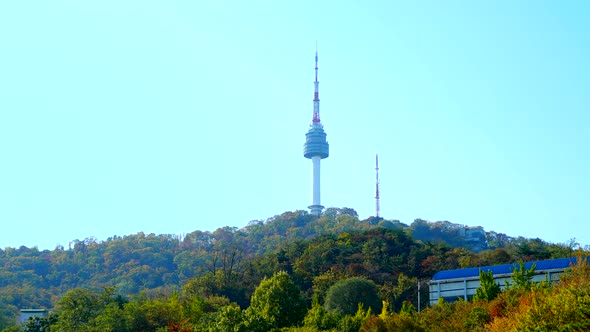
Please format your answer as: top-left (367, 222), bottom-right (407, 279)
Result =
top-left (312, 44), bottom-right (320, 124)
top-left (375, 154), bottom-right (380, 218)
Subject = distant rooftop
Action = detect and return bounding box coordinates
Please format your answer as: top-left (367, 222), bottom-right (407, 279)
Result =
top-left (431, 257), bottom-right (578, 281)
top-left (20, 309), bottom-right (48, 313)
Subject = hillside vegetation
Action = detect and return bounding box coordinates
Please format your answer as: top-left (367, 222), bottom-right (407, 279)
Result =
top-left (0, 208), bottom-right (583, 331)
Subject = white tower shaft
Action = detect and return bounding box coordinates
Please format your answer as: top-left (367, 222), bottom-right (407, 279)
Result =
top-left (310, 156), bottom-right (322, 215)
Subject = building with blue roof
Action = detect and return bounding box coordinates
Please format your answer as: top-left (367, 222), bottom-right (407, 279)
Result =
top-left (19, 309), bottom-right (49, 324)
top-left (428, 257), bottom-right (577, 306)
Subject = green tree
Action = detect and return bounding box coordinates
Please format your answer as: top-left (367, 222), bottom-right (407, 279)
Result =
top-left (0, 304), bottom-right (16, 331)
top-left (53, 288), bottom-right (103, 331)
top-left (325, 277), bottom-right (382, 316)
top-left (379, 273), bottom-right (417, 312)
top-left (323, 207), bottom-right (359, 219)
top-left (53, 287), bottom-right (125, 332)
top-left (213, 303), bottom-right (246, 332)
top-left (509, 262), bottom-right (536, 291)
top-left (463, 306), bottom-right (491, 330)
top-left (473, 270), bottom-right (501, 302)
top-left (311, 268), bottom-right (347, 304)
top-left (303, 294), bottom-right (340, 331)
top-left (245, 271), bottom-right (307, 330)
top-left (92, 302), bottom-right (127, 332)
top-left (22, 313), bottom-right (58, 332)
top-left (122, 291), bottom-right (201, 332)
top-left (476, 248), bottom-right (512, 266)
top-left (338, 305), bottom-right (372, 332)
top-left (487, 258), bottom-right (590, 331)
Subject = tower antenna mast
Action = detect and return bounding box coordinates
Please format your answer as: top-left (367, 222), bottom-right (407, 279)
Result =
top-left (376, 154), bottom-right (380, 218)
top-left (313, 44), bottom-right (320, 124)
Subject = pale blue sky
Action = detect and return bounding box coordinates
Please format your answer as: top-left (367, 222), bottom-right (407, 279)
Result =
top-left (1, 1), bottom-right (588, 250)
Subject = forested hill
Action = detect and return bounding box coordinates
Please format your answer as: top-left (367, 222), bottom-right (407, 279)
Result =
top-left (0, 208), bottom-right (578, 326)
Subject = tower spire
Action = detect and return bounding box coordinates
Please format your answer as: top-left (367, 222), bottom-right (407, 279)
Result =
top-left (313, 46), bottom-right (320, 124)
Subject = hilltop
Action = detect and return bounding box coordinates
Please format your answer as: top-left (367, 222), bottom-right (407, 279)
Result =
top-left (0, 208), bottom-right (580, 329)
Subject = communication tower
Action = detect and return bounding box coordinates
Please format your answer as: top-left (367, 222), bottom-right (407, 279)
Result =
top-left (303, 49), bottom-right (329, 216)
top-left (376, 154), bottom-right (380, 218)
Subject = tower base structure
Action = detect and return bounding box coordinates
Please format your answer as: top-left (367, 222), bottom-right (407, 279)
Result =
top-left (308, 204), bottom-right (324, 217)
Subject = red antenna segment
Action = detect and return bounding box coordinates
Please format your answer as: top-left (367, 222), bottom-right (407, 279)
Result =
top-left (312, 48), bottom-right (320, 124)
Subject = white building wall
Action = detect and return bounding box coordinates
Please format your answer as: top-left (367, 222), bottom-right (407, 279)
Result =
top-left (429, 268), bottom-right (564, 306)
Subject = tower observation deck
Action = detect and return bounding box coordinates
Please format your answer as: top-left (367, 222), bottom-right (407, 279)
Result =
top-left (303, 50), bottom-right (329, 216)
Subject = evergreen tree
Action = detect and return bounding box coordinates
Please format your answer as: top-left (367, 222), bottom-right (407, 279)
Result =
top-left (473, 270), bottom-right (501, 302)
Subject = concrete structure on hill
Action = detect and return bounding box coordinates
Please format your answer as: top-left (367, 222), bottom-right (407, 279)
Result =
top-left (428, 257), bottom-right (577, 305)
top-left (303, 49), bottom-right (329, 216)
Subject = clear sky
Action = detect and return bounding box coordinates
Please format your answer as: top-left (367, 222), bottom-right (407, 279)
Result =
top-left (1, 1), bottom-right (588, 250)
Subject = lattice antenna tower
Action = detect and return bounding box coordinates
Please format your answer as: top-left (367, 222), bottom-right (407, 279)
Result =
top-left (375, 154), bottom-right (380, 218)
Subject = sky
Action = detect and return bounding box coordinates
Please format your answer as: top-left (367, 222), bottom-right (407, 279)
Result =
top-left (0, 1), bottom-right (588, 250)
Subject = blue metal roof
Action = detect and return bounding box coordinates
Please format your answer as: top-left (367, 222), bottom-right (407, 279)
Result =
top-left (431, 257), bottom-right (577, 281)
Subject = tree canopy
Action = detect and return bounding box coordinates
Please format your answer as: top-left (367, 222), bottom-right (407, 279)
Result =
top-left (245, 271), bottom-right (306, 330)
top-left (325, 277), bottom-right (382, 316)
top-left (0, 208), bottom-right (583, 329)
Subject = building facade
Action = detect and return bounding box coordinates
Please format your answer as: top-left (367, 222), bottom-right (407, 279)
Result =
top-left (428, 257), bottom-right (576, 306)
